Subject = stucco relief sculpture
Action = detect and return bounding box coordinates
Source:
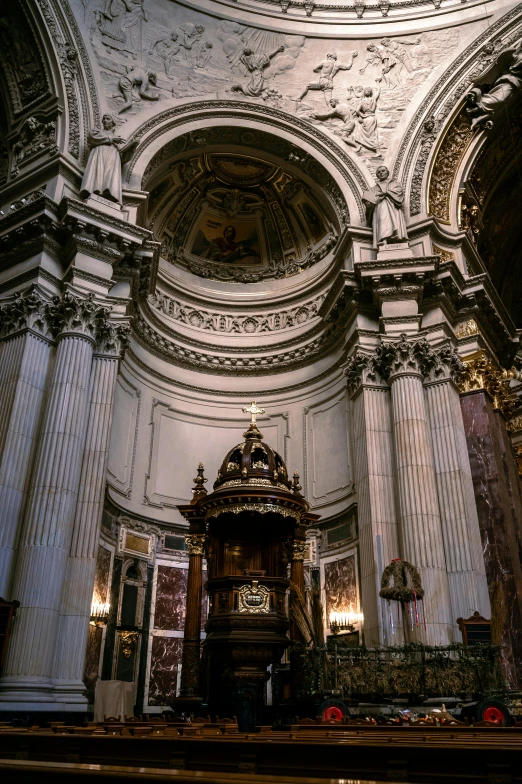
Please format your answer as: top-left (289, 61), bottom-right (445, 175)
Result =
top-left (232, 45), bottom-right (285, 97)
top-left (80, 114), bottom-right (134, 203)
top-left (363, 166), bottom-right (408, 248)
top-left (467, 38), bottom-right (522, 131)
top-left (298, 51), bottom-right (358, 104)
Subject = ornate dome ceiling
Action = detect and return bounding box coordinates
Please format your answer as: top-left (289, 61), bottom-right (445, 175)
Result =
top-left (142, 128), bottom-right (345, 283)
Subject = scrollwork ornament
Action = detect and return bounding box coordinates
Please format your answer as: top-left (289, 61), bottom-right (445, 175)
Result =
top-left (185, 534), bottom-right (205, 556)
top-left (206, 503), bottom-right (300, 523)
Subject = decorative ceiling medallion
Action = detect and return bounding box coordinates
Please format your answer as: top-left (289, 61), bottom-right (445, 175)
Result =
top-left (208, 155), bottom-right (277, 187)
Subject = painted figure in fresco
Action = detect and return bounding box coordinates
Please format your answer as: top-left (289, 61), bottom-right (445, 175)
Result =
top-left (80, 114), bottom-right (125, 203)
top-left (148, 32), bottom-right (181, 77)
top-left (231, 45), bottom-right (285, 97)
top-left (299, 51), bottom-right (358, 104)
top-left (363, 165), bottom-right (408, 248)
top-left (201, 226), bottom-right (259, 263)
top-left (360, 43), bottom-right (398, 89)
top-left (116, 65), bottom-right (159, 113)
top-left (467, 37), bottom-right (522, 131)
top-left (354, 79), bottom-right (381, 153)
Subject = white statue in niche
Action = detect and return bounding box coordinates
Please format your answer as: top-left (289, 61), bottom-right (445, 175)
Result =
top-left (363, 165), bottom-right (408, 249)
top-left (80, 114), bottom-right (134, 204)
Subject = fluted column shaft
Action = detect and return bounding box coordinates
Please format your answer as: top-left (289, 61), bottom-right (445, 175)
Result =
top-left (0, 330), bottom-right (52, 597)
top-left (424, 377), bottom-right (490, 634)
top-left (389, 369), bottom-right (453, 644)
top-left (52, 350), bottom-right (120, 701)
top-left (350, 379), bottom-right (403, 645)
top-left (0, 321), bottom-right (95, 701)
top-left (179, 534), bottom-right (204, 698)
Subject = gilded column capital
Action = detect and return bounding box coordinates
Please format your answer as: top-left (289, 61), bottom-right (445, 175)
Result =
top-left (292, 540), bottom-right (307, 561)
top-left (0, 287), bottom-right (50, 339)
top-left (343, 351), bottom-right (387, 397)
top-left (185, 533), bottom-right (205, 556)
top-left (458, 352), bottom-right (515, 418)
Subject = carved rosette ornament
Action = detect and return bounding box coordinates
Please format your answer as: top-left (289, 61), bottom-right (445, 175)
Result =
top-left (185, 534), bottom-right (205, 556)
top-left (458, 352), bottom-right (516, 418)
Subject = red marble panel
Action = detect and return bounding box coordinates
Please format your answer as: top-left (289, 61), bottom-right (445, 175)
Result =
top-left (154, 566), bottom-right (187, 630)
top-left (324, 555), bottom-right (357, 620)
top-left (148, 636), bottom-right (182, 706)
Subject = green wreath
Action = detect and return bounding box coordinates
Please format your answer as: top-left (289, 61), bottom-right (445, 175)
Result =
top-left (379, 559), bottom-right (424, 602)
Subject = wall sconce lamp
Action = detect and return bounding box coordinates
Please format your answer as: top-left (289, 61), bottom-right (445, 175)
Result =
top-left (90, 601), bottom-right (110, 627)
top-left (329, 611), bottom-right (363, 635)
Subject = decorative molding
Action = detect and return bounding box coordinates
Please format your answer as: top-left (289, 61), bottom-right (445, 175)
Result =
top-left (507, 415), bottom-right (522, 434)
top-left (125, 101), bottom-right (366, 219)
top-left (292, 541), bottom-right (307, 561)
top-left (432, 244), bottom-right (456, 263)
top-left (428, 108), bottom-right (473, 223)
top-left (206, 503), bottom-right (300, 523)
top-left (107, 375), bottom-right (141, 499)
top-left (148, 292), bottom-right (325, 335)
top-left (455, 319), bottom-right (480, 339)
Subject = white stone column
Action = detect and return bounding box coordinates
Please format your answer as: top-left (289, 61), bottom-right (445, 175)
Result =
top-left (345, 353), bottom-right (403, 645)
top-left (53, 321), bottom-right (129, 704)
top-left (0, 290), bottom-right (53, 598)
top-left (377, 335), bottom-right (453, 645)
top-left (424, 347), bottom-right (490, 635)
top-left (0, 292), bottom-right (100, 706)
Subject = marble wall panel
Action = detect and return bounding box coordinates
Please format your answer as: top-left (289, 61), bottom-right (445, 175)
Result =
top-left (84, 624), bottom-right (103, 703)
top-left (148, 636), bottom-right (183, 706)
top-left (324, 554), bottom-right (357, 620)
top-left (154, 565), bottom-right (187, 630)
top-left (461, 391), bottom-right (522, 687)
top-left (93, 546), bottom-right (112, 605)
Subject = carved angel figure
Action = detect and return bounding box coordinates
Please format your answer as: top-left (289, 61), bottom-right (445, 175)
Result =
top-left (362, 165), bottom-right (408, 248)
top-left (467, 38), bottom-right (522, 131)
top-left (80, 114), bottom-right (134, 204)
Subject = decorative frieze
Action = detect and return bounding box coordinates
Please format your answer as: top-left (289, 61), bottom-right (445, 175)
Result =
top-left (148, 292), bottom-right (325, 335)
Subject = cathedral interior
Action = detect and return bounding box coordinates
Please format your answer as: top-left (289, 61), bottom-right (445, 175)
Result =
top-left (1, 0), bottom-right (522, 781)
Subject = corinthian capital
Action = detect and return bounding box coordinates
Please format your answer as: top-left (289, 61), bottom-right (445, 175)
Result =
top-left (45, 291), bottom-right (104, 341)
top-left (374, 333), bottom-right (435, 380)
top-left (0, 287), bottom-right (49, 338)
top-left (185, 534), bottom-right (205, 556)
top-left (423, 344), bottom-right (465, 384)
top-left (95, 319), bottom-right (131, 358)
top-left (343, 351), bottom-right (385, 397)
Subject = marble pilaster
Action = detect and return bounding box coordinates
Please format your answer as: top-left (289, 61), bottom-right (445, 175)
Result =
top-left (0, 289), bottom-right (53, 598)
top-left (53, 320), bottom-right (129, 704)
top-left (424, 348), bottom-right (490, 636)
top-left (0, 292), bottom-right (101, 706)
top-left (376, 335), bottom-right (453, 645)
top-left (345, 352), bottom-right (402, 645)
